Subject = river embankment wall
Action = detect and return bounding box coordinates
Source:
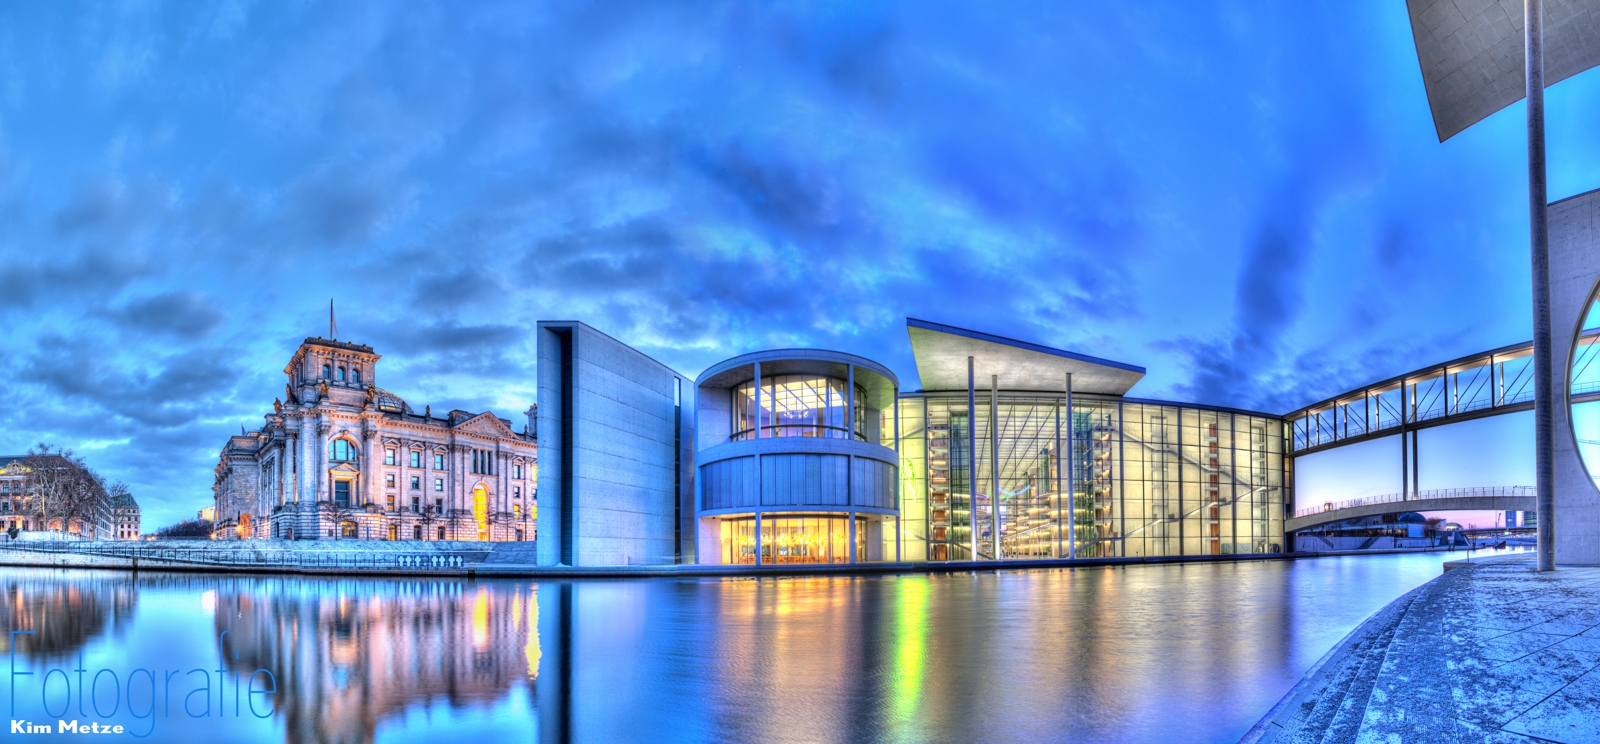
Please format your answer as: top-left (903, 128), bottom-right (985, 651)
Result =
top-left (0, 538), bottom-right (1493, 579)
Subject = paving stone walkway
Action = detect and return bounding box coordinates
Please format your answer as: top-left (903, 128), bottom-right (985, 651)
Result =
top-left (1252, 554), bottom-right (1600, 743)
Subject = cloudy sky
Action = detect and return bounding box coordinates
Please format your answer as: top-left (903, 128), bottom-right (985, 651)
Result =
top-left (2, 1), bottom-right (1597, 530)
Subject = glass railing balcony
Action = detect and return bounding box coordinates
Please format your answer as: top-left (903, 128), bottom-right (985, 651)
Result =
top-left (729, 425), bottom-right (867, 442)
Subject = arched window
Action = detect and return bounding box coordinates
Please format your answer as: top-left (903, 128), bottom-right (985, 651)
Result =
top-left (337, 367), bottom-right (346, 381)
top-left (330, 439), bottom-right (356, 461)
top-left (322, 364), bottom-right (331, 379)
top-left (352, 369), bottom-right (362, 385)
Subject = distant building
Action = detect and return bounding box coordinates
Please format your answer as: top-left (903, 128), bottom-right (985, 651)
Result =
top-left (0, 454), bottom-right (112, 538)
top-left (213, 337), bottom-right (537, 542)
top-left (198, 506), bottom-right (215, 522)
top-left (112, 490), bottom-right (140, 541)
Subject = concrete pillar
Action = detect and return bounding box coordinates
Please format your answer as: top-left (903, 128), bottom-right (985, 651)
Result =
top-left (849, 510), bottom-right (857, 564)
top-left (1066, 372), bottom-right (1075, 560)
top-left (894, 393), bottom-right (901, 563)
top-left (847, 365), bottom-right (856, 440)
top-left (1527, 0), bottom-right (1555, 572)
top-left (967, 356), bottom-right (977, 561)
top-left (991, 374), bottom-right (1000, 561)
top-left (754, 509), bottom-right (763, 566)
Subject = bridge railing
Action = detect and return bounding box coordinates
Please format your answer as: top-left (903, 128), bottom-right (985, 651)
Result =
top-left (1292, 485), bottom-right (1535, 519)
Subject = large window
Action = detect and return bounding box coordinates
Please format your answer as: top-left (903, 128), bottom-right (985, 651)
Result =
top-left (334, 480), bottom-right (351, 507)
top-left (717, 515), bottom-right (866, 564)
top-left (330, 439), bottom-right (356, 461)
top-left (732, 375), bottom-right (866, 441)
top-left (907, 393), bottom-right (1284, 562)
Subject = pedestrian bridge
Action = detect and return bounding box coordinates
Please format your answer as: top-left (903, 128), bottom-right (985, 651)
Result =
top-left (1285, 486), bottom-right (1535, 532)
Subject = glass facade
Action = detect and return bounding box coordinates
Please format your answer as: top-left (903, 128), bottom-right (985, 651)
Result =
top-left (717, 515), bottom-right (867, 564)
top-left (897, 393), bottom-right (1285, 561)
top-left (732, 375), bottom-right (867, 441)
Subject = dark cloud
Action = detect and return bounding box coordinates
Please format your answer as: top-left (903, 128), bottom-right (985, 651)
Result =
top-left (282, 161), bottom-right (414, 246)
top-left (52, 177), bottom-right (174, 236)
top-left (17, 335), bottom-right (241, 427)
top-left (0, 0), bottom-right (1569, 527)
top-left (0, 248), bottom-right (148, 311)
top-left (103, 291), bottom-right (226, 338)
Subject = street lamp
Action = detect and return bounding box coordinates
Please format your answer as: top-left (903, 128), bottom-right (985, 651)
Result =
top-left (1404, 0), bottom-right (1600, 570)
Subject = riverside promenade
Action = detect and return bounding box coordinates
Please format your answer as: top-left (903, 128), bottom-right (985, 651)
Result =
top-left (1247, 554), bottom-right (1600, 743)
top-left (0, 537), bottom-right (1472, 578)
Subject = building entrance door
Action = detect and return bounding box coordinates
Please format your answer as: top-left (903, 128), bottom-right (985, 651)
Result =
top-left (472, 484), bottom-right (489, 541)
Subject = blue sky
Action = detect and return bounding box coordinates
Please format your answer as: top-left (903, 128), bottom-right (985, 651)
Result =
top-left (2, 1), bottom-right (1597, 530)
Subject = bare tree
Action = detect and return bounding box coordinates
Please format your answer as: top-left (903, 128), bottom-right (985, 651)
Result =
top-left (324, 501), bottom-right (356, 540)
top-left (22, 444), bottom-right (106, 537)
top-left (157, 518), bottom-right (214, 538)
top-left (445, 508), bottom-right (468, 542)
top-left (416, 503), bottom-right (441, 539)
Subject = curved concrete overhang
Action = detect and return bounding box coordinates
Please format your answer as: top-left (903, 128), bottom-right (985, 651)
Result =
top-left (1405, 0), bottom-right (1600, 142)
top-left (698, 436), bottom-right (898, 467)
top-left (696, 349), bottom-right (898, 410)
top-left (1287, 495), bottom-right (1535, 533)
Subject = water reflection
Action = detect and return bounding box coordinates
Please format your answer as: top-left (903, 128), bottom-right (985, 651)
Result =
top-left (0, 572), bottom-right (137, 660)
top-left (215, 579), bottom-right (539, 744)
top-left (0, 551), bottom-right (1510, 743)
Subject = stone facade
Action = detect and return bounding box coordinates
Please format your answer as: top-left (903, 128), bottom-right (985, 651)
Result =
top-left (111, 490), bottom-right (140, 540)
top-left (213, 337), bottom-right (538, 542)
top-left (0, 455), bottom-right (112, 538)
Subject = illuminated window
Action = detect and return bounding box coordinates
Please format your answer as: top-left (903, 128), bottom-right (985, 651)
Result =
top-left (385, 474), bottom-right (395, 488)
top-left (732, 376), bottom-right (867, 441)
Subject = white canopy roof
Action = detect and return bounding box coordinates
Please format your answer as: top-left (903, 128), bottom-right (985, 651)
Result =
top-left (906, 318), bottom-right (1145, 395)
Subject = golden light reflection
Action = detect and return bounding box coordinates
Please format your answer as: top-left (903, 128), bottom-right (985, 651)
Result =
top-left (523, 587), bottom-right (540, 679)
top-left (472, 586), bottom-right (490, 651)
top-left (890, 577), bottom-right (929, 727)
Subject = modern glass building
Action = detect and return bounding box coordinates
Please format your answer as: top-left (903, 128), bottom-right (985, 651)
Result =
top-left (690, 320), bottom-right (1286, 565)
top-left (694, 350), bottom-right (901, 565)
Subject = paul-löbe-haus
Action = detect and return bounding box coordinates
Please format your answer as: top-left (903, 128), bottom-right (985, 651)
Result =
top-left (533, 318), bottom-right (1283, 567)
top-left (215, 319), bottom-right (1284, 560)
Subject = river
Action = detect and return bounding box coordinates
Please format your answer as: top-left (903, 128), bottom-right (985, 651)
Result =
top-left (0, 549), bottom-right (1521, 743)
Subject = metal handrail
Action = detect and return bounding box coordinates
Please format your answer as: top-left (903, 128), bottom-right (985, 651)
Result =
top-left (0, 538), bottom-right (492, 571)
top-left (1292, 485), bottom-right (1535, 519)
top-left (730, 424), bottom-right (867, 442)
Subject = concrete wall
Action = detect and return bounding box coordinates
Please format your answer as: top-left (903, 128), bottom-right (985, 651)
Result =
top-left (1551, 188), bottom-right (1600, 564)
top-left (536, 321), bottom-right (694, 566)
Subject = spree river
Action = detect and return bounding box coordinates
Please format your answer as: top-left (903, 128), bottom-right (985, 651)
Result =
top-left (0, 550), bottom-right (1518, 743)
